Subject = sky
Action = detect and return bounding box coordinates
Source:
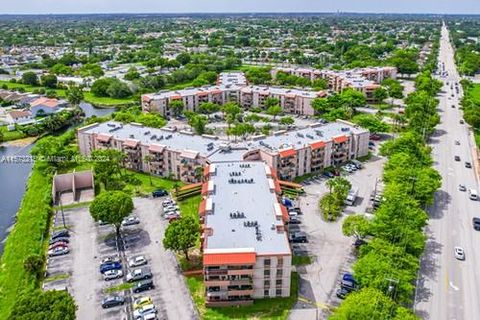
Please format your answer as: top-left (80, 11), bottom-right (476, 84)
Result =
top-left (1, 0), bottom-right (479, 15)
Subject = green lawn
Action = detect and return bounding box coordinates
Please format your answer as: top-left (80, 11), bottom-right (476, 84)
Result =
top-left (186, 272), bottom-right (299, 320)
top-left (0, 125), bottom-right (27, 141)
top-left (178, 195), bottom-right (201, 220)
top-left (0, 80), bottom-right (67, 97)
top-left (0, 164), bottom-right (53, 319)
top-left (292, 255), bottom-right (314, 266)
top-left (475, 132), bottom-right (480, 149)
top-left (469, 84), bottom-right (480, 104)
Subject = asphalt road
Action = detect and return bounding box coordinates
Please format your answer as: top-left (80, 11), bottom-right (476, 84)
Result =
top-left (414, 24), bottom-right (480, 320)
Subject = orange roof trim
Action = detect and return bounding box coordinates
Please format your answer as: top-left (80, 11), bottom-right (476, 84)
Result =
top-left (279, 148), bottom-right (296, 158)
top-left (203, 252), bottom-right (256, 266)
top-left (310, 140), bottom-right (326, 150)
top-left (333, 135), bottom-right (348, 144)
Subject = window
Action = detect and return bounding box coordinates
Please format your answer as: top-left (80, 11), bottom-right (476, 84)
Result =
top-left (264, 289), bottom-right (270, 297)
top-left (277, 257), bottom-right (283, 267)
top-left (264, 280), bottom-right (270, 287)
top-left (276, 279), bottom-right (282, 286)
top-left (276, 289), bottom-right (282, 297)
top-left (264, 269), bottom-right (270, 277)
top-left (264, 259), bottom-right (271, 267)
top-left (276, 269), bottom-right (283, 277)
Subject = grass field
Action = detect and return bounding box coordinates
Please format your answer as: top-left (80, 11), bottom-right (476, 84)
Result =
top-left (186, 272), bottom-right (299, 320)
top-left (0, 125), bottom-right (27, 141)
top-left (0, 164), bottom-right (53, 319)
top-left (469, 84), bottom-right (480, 104)
top-left (0, 80), bottom-right (135, 106)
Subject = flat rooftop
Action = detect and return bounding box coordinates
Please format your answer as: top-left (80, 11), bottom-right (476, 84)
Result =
top-left (218, 72), bottom-right (248, 86)
top-left (80, 121), bottom-right (221, 158)
top-left (243, 121), bottom-right (368, 153)
top-left (146, 84), bottom-right (243, 100)
top-left (204, 161), bottom-right (290, 255)
top-left (240, 85), bottom-right (323, 98)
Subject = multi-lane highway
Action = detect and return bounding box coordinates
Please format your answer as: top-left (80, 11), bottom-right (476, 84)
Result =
top-left (415, 24), bottom-right (480, 320)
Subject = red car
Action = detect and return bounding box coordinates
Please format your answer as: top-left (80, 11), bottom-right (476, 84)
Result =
top-left (49, 242), bottom-right (68, 250)
top-left (370, 134), bottom-right (381, 141)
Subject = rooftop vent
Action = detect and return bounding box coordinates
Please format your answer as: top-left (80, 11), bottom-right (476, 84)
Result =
top-left (129, 134), bottom-right (135, 139)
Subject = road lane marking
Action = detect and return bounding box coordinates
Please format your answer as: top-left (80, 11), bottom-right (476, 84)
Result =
top-left (449, 281), bottom-right (460, 291)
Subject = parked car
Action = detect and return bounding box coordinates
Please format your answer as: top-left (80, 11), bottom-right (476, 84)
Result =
top-left (129, 256), bottom-right (148, 268)
top-left (288, 216), bottom-right (301, 225)
top-left (454, 155), bottom-right (460, 161)
top-left (133, 279), bottom-right (155, 293)
top-left (141, 313), bottom-right (158, 320)
top-left (101, 255), bottom-right (121, 264)
top-left (454, 247), bottom-right (465, 260)
top-left (49, 242), bottom-right (69, 250)
top-left (336, 287), bottom-right (350, 299)
top-left (162, 199), bottom-right (175, 207)
top-left (48, 246), bottom-right (69, 257)
top-left (323, 171), bottom-right (334, 178)
top-left (51, 229), bottom-right (70, 240)
top-left (291, 244), bottom-right (308, 256)
top-left (122, 216), bottom-right (140, 226)
top-left (152, 189), bottom-right (168, 198)
top-left (354, 238), bottom-right (366, 248)
top-left (133, 304), bottom-right (157, 320)
top-left (101, 295), bottom-right (125, 309)
top-left (289, 232), bottom-right (308, 243)
top-left (370, 134), bottom-right (381, 141)
top-left (103, 269), bottom-right (124, 281)
top-left (49, 237), bottom-right (70, 245)
top-left (127, 267), bottom-right (152, 282)
top-left (100, 261), bottom-right (122, 274)
top-left (133, 296), bottom-right (153, 310)
top-left (340, 279), bottom-right (357, 292)
top-left (459, 184), bottom-right (467, 192)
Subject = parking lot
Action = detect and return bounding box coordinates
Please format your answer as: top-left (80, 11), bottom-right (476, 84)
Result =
top-left (44, 197), bottom-right (197, 320)
top-left (288, 155), bottom-right (385, 319)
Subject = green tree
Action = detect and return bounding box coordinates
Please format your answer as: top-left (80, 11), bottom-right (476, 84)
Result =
top-left (352, 114), bottom-right (389, 133)
top-left (329, 287), bottom-right (399, 320)
top-left (41, 74), bottom-right (58, 89)
top-left (89, 191), bottom-right (134, 237)
top-left (21, 72), bottom-right (39, 86)
top-left (10, 290), bottom-right (76, 320)
top-left (343, 215), bottom-right (370, 239)
top-left (124, 67), bottom-right (140, 81)
top-left (319, 193), bottom-right (342, 221)
top-left (266, 104), bottom-right (283, 121)
top-left (163, 216), bottom-right (199, 261)
top-left (176, 52), bottom-right (191, 65)
top-left (188, 114), bottom-right (209, 135)
top-left (66, 87), bottom-right (84, 107)
top-left (373, 87), bottom-right (388, 103)
top-left (23, 254), bottom-right (45, 280)
top-left (91, 149), bottom-right (126, 190)
top-left (169, 100), bottom-right (184, 117)
top-left (198, 102), bottom-right (220, 118)
top-left (279, 116), bottom-right (295, 126)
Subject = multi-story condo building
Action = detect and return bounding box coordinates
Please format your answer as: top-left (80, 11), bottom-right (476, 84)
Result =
top-left (271, 66), bottom-right (397, 103)
top-left (201, 161), bottom-right (291, 306)
top-left (77, 120), bottom-right (369, 183)
top-left (142, 83), bottom-right (326, 117)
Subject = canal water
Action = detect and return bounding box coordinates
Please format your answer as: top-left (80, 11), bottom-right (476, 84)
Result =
top-left (0, 103), bottom-right (115, 252)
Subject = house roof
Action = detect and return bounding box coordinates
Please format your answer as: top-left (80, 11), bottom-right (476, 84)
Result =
top-left (8, 110), bottom-right (31, 119)
top-left (30, 97), bottom-right (60, 108)
top-left (203, 252), bottom-right (257, 266)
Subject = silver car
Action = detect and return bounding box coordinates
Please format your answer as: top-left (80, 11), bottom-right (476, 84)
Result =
top-left (454, 247), bottom-right (465, 260)
top-left (103, 269), bottom-right (123, 281)
top-left (129, 256), bottom-right (148, 268)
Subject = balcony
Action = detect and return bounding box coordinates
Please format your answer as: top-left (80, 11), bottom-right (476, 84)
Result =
top-left (228, 289), bottom-right (254, 296)
top-left (228, 269), bottom-right (254, 276)
top-left (204, 280), bottom-right (230, 287)
top-left (205, 269), bottom-right (228, 276)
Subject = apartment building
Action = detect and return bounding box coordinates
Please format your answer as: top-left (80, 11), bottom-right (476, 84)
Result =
top-left (77, 120), bottom-right (369, 183)
top-left (201, 161), bottom-right (291, 306)
top-left (271, 66), bottom-right (397, 103)
top-left (142, 84), bottom-right (325, 117)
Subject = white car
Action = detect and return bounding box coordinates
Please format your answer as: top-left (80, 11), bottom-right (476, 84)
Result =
top-left (163, 205), bottom-right (179, 212)
top-left (454, 247), bottom-right (465, 260)
top-left (129, 256), bottom-right (148, 268)
top-left (103, 269), bottom-right (123, 281)
top-left (133, 304), bottom-right (157, 319)
top-left (162, 199), bottom-right (175, 207)
top-left (122, 216), bottom-right (140, 226)
top-left (48, 246), bottom-right (69, 257)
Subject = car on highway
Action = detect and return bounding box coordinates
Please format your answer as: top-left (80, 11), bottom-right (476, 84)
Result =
top-left (454, 140), bottom-right (460, 145)
top-left (48, 246), bottom-right (69, 257)
top-left (129, 255), bottom-right (148, 268)
top-left (127, 267), bottom-right (152, 282)
top-left (133, 296), bottom-right (153, 310)
top-left (133, 304), bottom-right (157, 320)
top-left (101, 295), bottom-right (125, 309)
top-left (454, 155), bottom-right (460, 161)
top-left (122, 216), bottom-right (140, 226)
top-left (451, 104), bottom-right (455, 108)
top-left (100, 261), bottom-right (122, 274)
top-left (103, 269), bottom-right (124, 281)
top-left (458, 184), bottom-right (467, 192)
top-left (469, 189), bottom-right (478, 201)
top-left (133, 279), bottom-right (155, 293)
top-left (152, 189), bottom-right (168, 198)
top-left (460, 119), bottom-right (464, 124)
top-left (454, 247), bottom-right (465, 260)
top-left (465, 162), bottom-right (472, 168)
top-left (472, 217), bottom-right (480, 231)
